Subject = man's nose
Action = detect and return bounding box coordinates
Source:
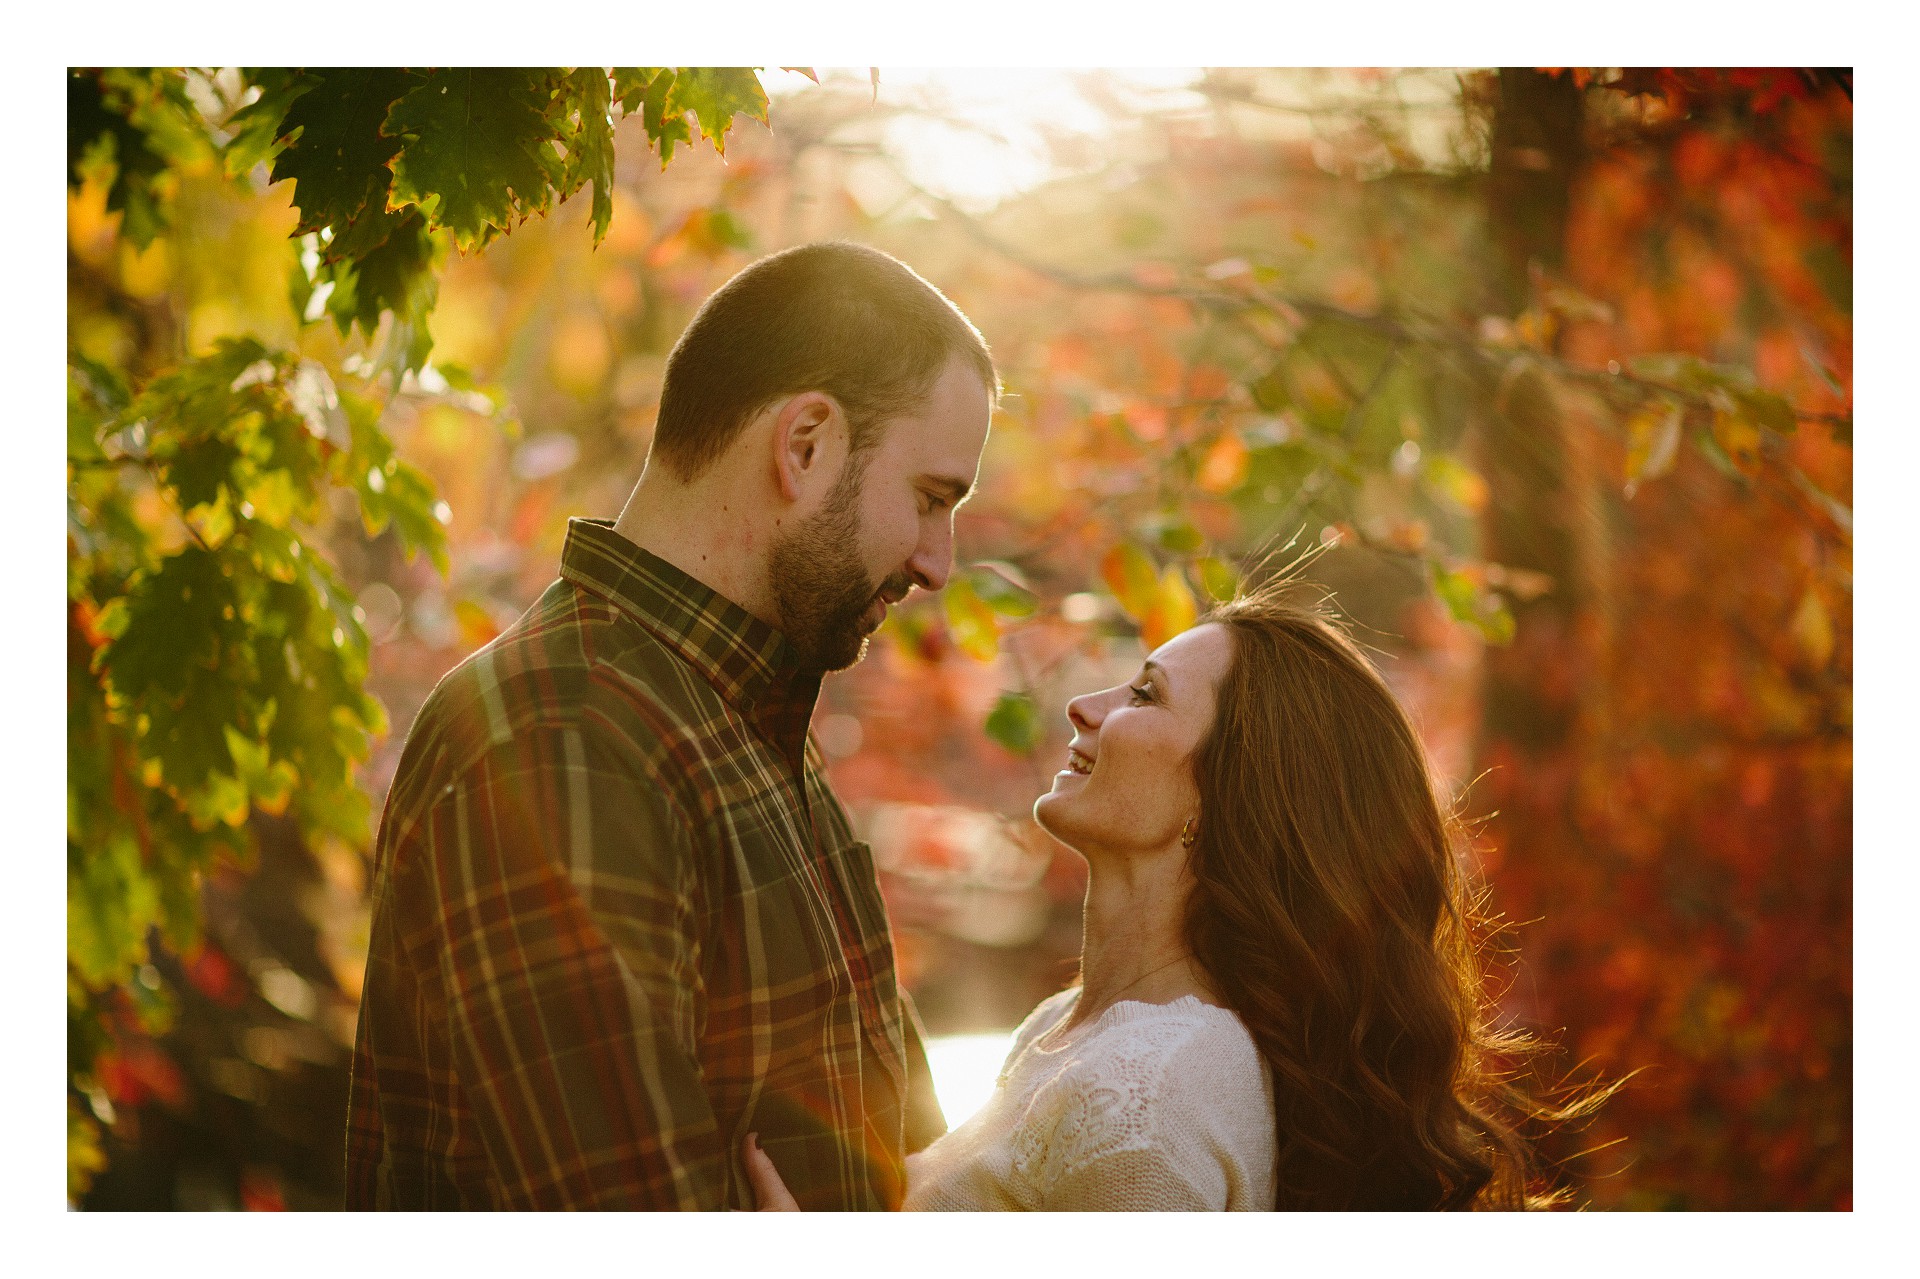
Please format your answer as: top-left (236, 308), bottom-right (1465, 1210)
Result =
top-left (907, 522), bottom-right (953, 593)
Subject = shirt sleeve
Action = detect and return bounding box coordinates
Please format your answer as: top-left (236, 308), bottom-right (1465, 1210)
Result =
top-left (899, 988), bottom-right (949, 1154)
top-left (406, 718), bottom-right (722, 1209)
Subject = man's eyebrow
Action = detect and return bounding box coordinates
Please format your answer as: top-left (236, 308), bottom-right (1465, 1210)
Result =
top-left (921, 475), bottom-right (974, 506)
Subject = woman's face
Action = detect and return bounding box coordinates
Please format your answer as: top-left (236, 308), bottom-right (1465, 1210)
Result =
top-left (1034, 622), bottom-right (1233, 858)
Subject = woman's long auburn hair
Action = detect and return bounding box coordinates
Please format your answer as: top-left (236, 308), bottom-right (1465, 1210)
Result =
top-left (1184, 581), bottom-right (1583, 1210)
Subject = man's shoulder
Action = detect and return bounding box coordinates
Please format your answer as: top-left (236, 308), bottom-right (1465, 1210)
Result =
top-left (390, 578), bottom-right (725, 806)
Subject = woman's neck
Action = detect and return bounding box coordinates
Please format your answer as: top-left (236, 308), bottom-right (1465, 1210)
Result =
top-left (1070, 848), bottom-right (1217, 1028)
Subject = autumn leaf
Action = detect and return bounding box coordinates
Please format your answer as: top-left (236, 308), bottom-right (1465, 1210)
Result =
top-left (612, 67), bottom-right (667, 115)
top-left (635, 69), bottom-right (694, 165)
top-left (1431, 561), bottom-right (1516, 645)
top-left (943, 574), bottom-right (1000, 661)
top-left (1711, 408), bottom-right (1763, 472)
top-left (222, 67), bottom-right (314, 179)
top-left (1142, 565), bottom-right (1198, 650)
top-left (985, 691), bottom-right (1041, 756)
top-left (1789, 589), bottom-right (1834, 669)
top-left (67, 69), bottom-right (177, 249)
top-left (1145, 514), bottom-right (1205, 554)
top-left (1623, 399), bottom-right (1683, 495)
top-left (384, 69), bottom-right (566, 253)
top-left (1196, 430), bottom-right (1250, 493)
top-left (965, 561), bottom-right (1038, 618)
top-left (319, 209), bottom-right (440, 368)
top-left (454, 598), bottom-right (500, 649)
top-left (559, 68), bottom-right (617, 244)
top-left (1195, 555), bottom-right (1240, 603)
top-left (1423, 454), bottom-right (1490, 514)
top-left (1734, 388), bottom-right (1798, 436)
top-left (1100, 541), bottom-right (1160, 624)
top-left (665, 68), bottom-right (770, 156)
top-left (268, 68), bottom-right (414, 238)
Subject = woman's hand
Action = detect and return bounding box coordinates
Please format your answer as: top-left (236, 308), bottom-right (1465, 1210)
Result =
top-left (742, 1132), bottom-right (800, 1210)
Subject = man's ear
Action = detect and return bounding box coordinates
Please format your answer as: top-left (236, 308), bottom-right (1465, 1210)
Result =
top-left (771, 391), bottom-right (847, 504)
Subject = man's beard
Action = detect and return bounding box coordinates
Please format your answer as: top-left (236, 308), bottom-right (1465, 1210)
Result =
top-left (768, 455), bottom-right (910, 672)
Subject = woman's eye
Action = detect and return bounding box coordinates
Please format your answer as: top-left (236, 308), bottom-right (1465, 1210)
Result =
top-left (1127, 683), bottom-right (1151, 704)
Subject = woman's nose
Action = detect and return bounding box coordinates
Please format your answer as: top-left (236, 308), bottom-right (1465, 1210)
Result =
top-left (1066, 691), bottom-right (1102, 733)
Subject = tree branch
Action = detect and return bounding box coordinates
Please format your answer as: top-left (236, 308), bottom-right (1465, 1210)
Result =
top-left (899, 171), bottom-right (1851, 433)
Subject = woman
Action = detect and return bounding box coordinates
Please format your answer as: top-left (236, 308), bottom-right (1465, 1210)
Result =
top-left (750, 578), bottom-right (1574, 1210)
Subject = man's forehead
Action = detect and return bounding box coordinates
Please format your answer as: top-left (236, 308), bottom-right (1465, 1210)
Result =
top-left (889, 379), bottom-right (991, 468)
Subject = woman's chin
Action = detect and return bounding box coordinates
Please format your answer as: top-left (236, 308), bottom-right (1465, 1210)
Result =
top-left (1032, 782), bottom-right (1081, 833)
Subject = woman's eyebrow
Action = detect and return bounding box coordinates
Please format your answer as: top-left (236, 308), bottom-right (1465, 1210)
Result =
top-left (1144, 659), bottom-right (1172, 698)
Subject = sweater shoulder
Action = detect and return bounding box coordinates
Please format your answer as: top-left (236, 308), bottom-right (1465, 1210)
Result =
top-left (1008, 1002), bottom-right (1274, 1208)
top-left (1005, 988), bottom-right (1080, 1059)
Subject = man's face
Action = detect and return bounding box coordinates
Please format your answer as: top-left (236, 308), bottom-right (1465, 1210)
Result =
top-left (769, 355), bottom-right (993, 671)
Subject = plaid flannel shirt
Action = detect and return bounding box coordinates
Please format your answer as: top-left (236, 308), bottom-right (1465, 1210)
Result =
top-left (345, 517), bottom-right (946, 1209)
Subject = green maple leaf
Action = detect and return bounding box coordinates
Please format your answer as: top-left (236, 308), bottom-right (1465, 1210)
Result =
top-left (68, 69), bottom-right (171, 248)
top-left (985, 691), bottom-right (1041, 756)
top-left (320, 209), bottom-right (439, 366)
top-left (612, 67), bottom-right (666, 114)
top-left (222, 67), bottom-right (314, 178)
top-left (321, 197), bottom-right (412, 265)
top-left (639, 69), bottom-right (693, 165)
top-left (269, 68), bottom-right (416, 238)
top-left (560, 68), bottom-right (617, 244)
top-left (68, 831), bottom-right (160, 986)
top-left (664, 68), bottom-right (768, 156)
top-left (384, 68), bottom-right (566, 253)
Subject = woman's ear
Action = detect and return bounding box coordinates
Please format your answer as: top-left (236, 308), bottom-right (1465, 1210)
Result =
top-left (772, 391), bottom-right (846, 503)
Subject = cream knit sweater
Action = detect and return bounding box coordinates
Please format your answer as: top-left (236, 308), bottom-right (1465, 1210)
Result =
top-left (903, 989), bottom-right (1277, 1211)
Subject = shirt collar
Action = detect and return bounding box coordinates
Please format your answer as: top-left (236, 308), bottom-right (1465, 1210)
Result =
top-left (559, 518), bottom-right (822, 763)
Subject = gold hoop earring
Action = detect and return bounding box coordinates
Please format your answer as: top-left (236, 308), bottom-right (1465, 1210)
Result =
top-left (1180, 817), bottom-right (1198, 848)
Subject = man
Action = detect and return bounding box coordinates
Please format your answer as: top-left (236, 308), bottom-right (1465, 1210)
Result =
top-left (344, 242), bottom-right (997, 1209)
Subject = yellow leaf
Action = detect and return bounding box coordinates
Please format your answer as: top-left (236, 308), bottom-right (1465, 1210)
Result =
top-left (1712, 408), bottom-right (1762, 471)
top-left (117, 237), bottom-right (173, 300)
top-left (186, 492), bottom-right (235, 548)
top-left (1196, 430), bottom-right (1249, 493)
top-left (1143, 566), bottom-right (1197, 650)
top-left (1195, 555), bottom-right (1239, 603)
top-left (1624, 401), bottom-right (1682, 494)
top-left (1790, 589), bottom-right (1834, 670)
top-left (185, 772), bottom-right (250, 831)
top-left (454, 599), bottom-right (500, 649)
top-left (1100, 542), bottom-right (1160, 624)
top-left (942, 576), bottom-right (1000, 662)
top-left (1424, 455), bottom-right (1489, 514)
top-left (244, 467), bottom-right (301, 527)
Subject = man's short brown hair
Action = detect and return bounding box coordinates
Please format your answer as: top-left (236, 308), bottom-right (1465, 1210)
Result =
top-left (650, 242), bottom-right (997, 480)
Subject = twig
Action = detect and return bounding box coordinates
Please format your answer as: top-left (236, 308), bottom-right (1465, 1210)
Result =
top-left (895, 170), bottom-right (1853, 433)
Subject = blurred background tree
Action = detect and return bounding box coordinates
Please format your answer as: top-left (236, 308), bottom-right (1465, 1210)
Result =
top-left (66, 66), bottom-right (1849, 1209)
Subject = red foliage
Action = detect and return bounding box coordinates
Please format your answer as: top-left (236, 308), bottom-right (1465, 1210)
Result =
top-left (182, 943), bottom-right (247, 1009)
top-left (1484, 71), bottom-right (1850, 1209)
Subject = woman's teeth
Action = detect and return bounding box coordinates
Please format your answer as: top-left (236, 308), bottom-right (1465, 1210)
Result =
top-left (1066, 750), bottom-right (1092, 774)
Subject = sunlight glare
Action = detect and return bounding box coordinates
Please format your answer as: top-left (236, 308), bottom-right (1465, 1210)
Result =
top-left (923, 1031), bottom-right (1016, 1127)
top-left (766, 67), bottom-right (1207, 212)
